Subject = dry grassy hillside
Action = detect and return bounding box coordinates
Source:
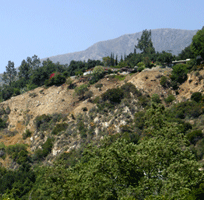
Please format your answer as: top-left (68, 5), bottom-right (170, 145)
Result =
top-left (1, 67), bottom-right (204, 164)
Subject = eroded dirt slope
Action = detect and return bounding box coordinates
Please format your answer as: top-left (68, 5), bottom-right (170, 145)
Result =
top-left (1, 67), bottom-right (204, 147)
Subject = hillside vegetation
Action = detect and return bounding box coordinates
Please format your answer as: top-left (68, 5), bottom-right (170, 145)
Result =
top-left (0, 28), bottom-right (204, 199)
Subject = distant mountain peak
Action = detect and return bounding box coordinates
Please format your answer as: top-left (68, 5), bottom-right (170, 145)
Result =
top-left (42, 28), bottom-right (198, 65)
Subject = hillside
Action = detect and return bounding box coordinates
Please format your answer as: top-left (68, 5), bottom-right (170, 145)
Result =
top-left (0, 66), bottom-right (203, 161)
top-left (42, 28), bottom-right (197, 64)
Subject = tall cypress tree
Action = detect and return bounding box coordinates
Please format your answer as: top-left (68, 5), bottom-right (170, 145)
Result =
top-left (115, 55), bottom-right (118, 66)
top-left (124, 53), bottom-right (126, 60)
top-left (120, 55), bottom-right (123, 62)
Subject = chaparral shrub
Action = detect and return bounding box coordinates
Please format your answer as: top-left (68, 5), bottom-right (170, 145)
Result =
top-left (95, 83), bottom-right (103, 90)
top-left (170, 64), bottom-right (188, 89)
top-left (186, 130), bottom-right (203, 145)
top-left (195, 138), bottom-right (204, 160)
top-left (33, 137), bottom-right (54, 161)
top-left (6, 144), bottom-right (28, 164)
top-left (121, 82), bottom-right (142, 98)
top-left (191, 92), bottom-right (203, 103)
top-left (102, 88), bottom-right (124, 104)
top-left (50, 73), bottom-right (56, 79)
top-left (45, 73), bottom-right (66, 87)
top-left (22, 129), bottom-right (32, 140)
top-left (168, 101), bottom-right (203, 119)
top-left (74, 84), bottom-right (89, 99)
top-left (151, 93), bottom-right (161, 104)
top-left (5, 106), bottom-right (11, 115)
top-left (84, 90), bottom-right (93, 100)
top-left (51, 123), bottom-right (68, 135)
top-left (0, 118), bottom-right (7, 129)
top-left (165, 95), bottom-right (176, 104)
top-left (160, 76), bottom-right (169, 87)
top-left (34, 114), bottom-right (52, 131)
top-left (0, 107), bottom-right (5, 115)
top-left (29, 92), bottom-right (38, 98)
top-left (89, 66), bottom-right (105, 84)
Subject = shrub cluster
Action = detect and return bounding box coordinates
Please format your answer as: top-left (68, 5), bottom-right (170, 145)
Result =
top-left (134, 111), bottom-right (146, 130)
top-left (95, 83), bottom-right (103, 90)
top-left (167, 101), bottom-right (203, 119)
top-left (84, 90), bottom-right (93, 100)
top-left (102, 88), bottom-right (124, 104)
top-left (74, 84), bottom-right (89, 99)
top-left (34, 114), bottom-right (52, 131)
top-left (164, 95), bottom-right (176, 104)
top-left (22, 129), bottom-right (32, 139)
top-left (186, 130), bottom-right (203, 145)
top-left (120, 82), bottom-right (142, 98)
top-left (95, 83), bottom-right (150, 111)
top-left (29, 92), bottom-right (38, 98)
top-left (89, 66), bottom-right (105, 84)
top-left (34, 113), bottom-right (65, 132)
top-left (6, 144), bottom-right (29, 164)
top-left (51, 123), bottom-right (68, 135)
top-left (160, 76), bottom-right (169, 88)
top-left (170, 64), bottom-right (188, 89)
top-left (33, 137), bottom-right (54, 161)
top-left (151, 94), bottom-right (161, 104)
top-left (191, 92), bottom-right (203, 103)
top-left (44, 73), bottom-right (66, 87)
top-left (0, 118), bottom-right (7, 129)
top-left (101, 83), bottom-right (141, 104)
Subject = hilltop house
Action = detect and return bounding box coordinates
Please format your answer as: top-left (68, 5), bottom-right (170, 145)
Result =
top-left (172, 59), bottom-right (191, 65)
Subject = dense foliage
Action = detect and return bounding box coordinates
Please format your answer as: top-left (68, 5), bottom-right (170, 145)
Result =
top-left (191, 28), bottom-right (204, 60)
top-left (0, 57), bottom-right (103, 102)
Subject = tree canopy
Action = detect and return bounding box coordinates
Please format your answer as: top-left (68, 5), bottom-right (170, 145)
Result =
top-left (2, 61), bottom-right (17, 86)
top-left (136, 29), bottom-right (155, 55)
top-left (191, 28), bottom-right (204, 59)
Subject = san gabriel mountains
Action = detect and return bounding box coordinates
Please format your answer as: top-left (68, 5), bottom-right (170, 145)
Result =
top-left (43, 28), bottom-right (198, 65)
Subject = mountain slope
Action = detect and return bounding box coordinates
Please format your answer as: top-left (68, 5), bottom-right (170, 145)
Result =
top-left (43, 28), bottom-right (198, 64)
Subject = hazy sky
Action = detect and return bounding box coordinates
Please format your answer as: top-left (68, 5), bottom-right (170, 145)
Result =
top-left (0, 0), bottom-right (203, 73)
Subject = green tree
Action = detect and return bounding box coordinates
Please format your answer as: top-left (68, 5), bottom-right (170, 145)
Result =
top-left (177, 45), bottom-right (194, 60)
top-left (160, 76), bottom-right (169, 88)
top-left (120, 55), bottom-right (123, 62)
top-left (2, 61), bottom-right (17, 86)
top-left (136, 104), bottom-right (204, 199)
top-left (191, 92), bottom-right (203, 103)
top-left (29, 54), bottom-right (41, 70)
top-left (191, 28), bottom-right (204, 59)
top-left (29, 166), bottom-right (67, 200)
top-left (110, 52), bottom-right (115, 66)
top-left (66, 139), bottom-right (143, 200)
top-left (18, 59), bottom-right (32, 81)
top-left (115, 54), bottom-right (118, 66)
top-left (151, 93), bottom-right (161, 104)
top-left (157, 51), bottom-right (173, 66)
top-left (89, 65), bottom-right (105, 84)
top-left (18, 55), bottom-right (41, 83)
top-left (92, 65), bottom-right (104, 78)
top-left (136, 29), bottom-right (155, 55)
top-left (102, 88), bottom-right (124, 104)
top-left (170, 64), bottom-right (188, 88)
top-left (102, 56), bottom-right (112, 67)
top-left (143, 56), bottom-right (153, 68)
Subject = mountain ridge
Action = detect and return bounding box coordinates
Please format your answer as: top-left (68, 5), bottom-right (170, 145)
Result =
top-left (42, 28), bottom-right (198, 64)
